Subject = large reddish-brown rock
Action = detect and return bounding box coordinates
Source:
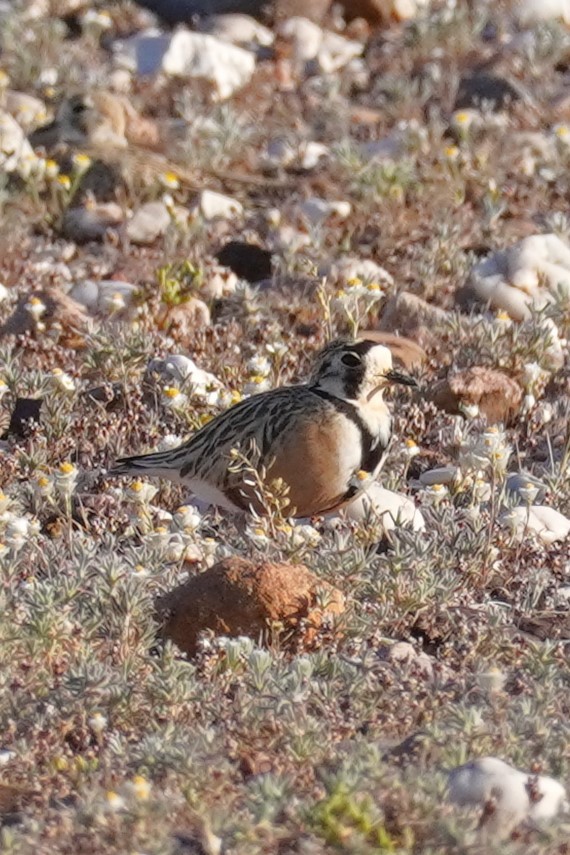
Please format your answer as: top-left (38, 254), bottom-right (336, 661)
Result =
top-left (157, 556), bottom-right (345, 656)
top-left (428, 367), bottom-right (523, 425)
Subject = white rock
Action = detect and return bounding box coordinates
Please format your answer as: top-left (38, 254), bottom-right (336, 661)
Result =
top-left (393, 0), bottom-right (426, 20)
top-left (148, 355), bottom-right (221, 392)
top-left (344, 483), bottom-right (425, 532)
top-left (317, 30), bottom-right (363, 74)
top-left (512, 130), bottom-right (556, 177)
top-left (324, 257), bottom-right (394, 287)
top-left (278, 17), bottom-right (323, 65)
top-left (449, 757), bottom-right (568, 837)
top-left (127, 201), bottom-right (171, 245)
top-left (299, 141), bottom-right (329, 170)
top-left (505, 471), bottom-right (547, 503)
top-left (360, 133), bottom-right (408, 163)
top-left (113, 30), bottom-right (171, 76)
top-left (0, 110), bottom-right (35, 176)
top-left (70, 280), bottom-right (137, 314)
top-left (297, 197), bottom-right (351, 226)
top-left (278, 18), bottom-right (362, 73)
top-left (4, 90), bottom-right (47, 131)
top-left (263, 137), bottom-right (297, 169)
top-left (517, 0), bottom-right (570, 25)
top-left (419, 466), bottom-right (459, 486)
top-left (267, 225), bottom-right (311, 253)
top-left (0, 749), bottom-right (15, 765)
top-left (508, 234), bottom-right (570, 291)
top-left (384, 641), bottom-right (433, 677)
top-left (468, 234), bottom-right (570, 320)
top-left (201, 265), bottom-right (239, 300)
top-left (162, 29), bottom-right (256, 101)
top-left (198, 14), bottom-right (274, 48)
top-left (196, 189), bottom-right (243, 221)
top-left (69, 279), bottom-right (100, 310)
top-left (263, 139), bottom-right (328, 171)
top-left (62, 203), bottom-right (123, 243)
top-left (0, 282), bottom-right (8, 302)
top-left (500, 505), bottom-right (570, 544)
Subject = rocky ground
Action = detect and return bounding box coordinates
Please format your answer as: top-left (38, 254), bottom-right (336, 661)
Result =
top-left (1, 0), bottom-right (570, 852)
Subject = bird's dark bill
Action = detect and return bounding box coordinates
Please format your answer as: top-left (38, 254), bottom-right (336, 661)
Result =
top-left (386, 370), bottom-right (417, 387)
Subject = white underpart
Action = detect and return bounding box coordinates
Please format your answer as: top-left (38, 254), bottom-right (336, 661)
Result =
top-left (336, 418), bottom-right (367, 480)
top-left (184, 477), bottom-right (243, 513)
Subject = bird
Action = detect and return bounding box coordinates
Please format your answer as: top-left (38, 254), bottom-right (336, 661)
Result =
top-left (28, 91), bottom-right (162, 152)
top-left (28, 91), bottom-right (287, 195)
top-left (110, 339), bottom-right (417, 518)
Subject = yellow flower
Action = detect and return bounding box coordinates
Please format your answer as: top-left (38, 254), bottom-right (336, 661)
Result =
top-left (444, 145), bottom-right (459, 160)
top-left (126, 481), bottom-right (157, 503)
top-left (58, 462), bottom-right (76, 475)
top-left (153, 525), bottom-right (169, 535)
top-left (57, 174), bottom-right (71, 190)
top-left (555, 124), bottom-right (569, 139)
top-left (160, 171), bottom-right (180, 190)
top-left (34, 474), bottom-right (52, 498)
top-left (105, 791), bottom-right (125, 812)
top-left (72, 152), bottom-right (92, 172)
top-left (45, 159), bottom-right (59, 178)
top-left (25, 296), bottom-right (46, 318)
top-left (163, 386), bottom-right (180, 399)
top-left (130, 776), bottom-right (151, 801)
top-left (88, 712), bottom-right (108, 733)
top-left (453, 111), bottom-right (471, 126)
top-left (403, 438), bottom-right (420, 459)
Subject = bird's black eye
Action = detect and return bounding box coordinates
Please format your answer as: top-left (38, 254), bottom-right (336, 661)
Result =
top-left (341, 352), bottom-right (361, 368)
top-left (71, 101), bottom-right (87, 115)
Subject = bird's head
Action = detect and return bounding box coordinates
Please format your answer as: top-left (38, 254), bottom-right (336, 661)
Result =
top-left (311, 339), bottom-right (417, 402)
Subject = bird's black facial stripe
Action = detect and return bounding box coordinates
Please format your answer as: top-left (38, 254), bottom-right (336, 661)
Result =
top-left (340, 360), bottom-right (366, 399)
top-left (339, 342), bottom-right (378, 398)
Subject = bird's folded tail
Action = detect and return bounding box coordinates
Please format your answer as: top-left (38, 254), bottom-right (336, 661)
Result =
top-left (109, 448), bottom-right (183, 480)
